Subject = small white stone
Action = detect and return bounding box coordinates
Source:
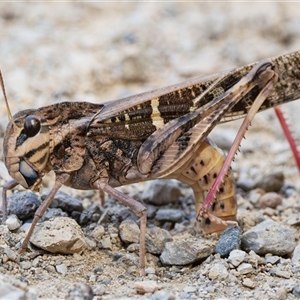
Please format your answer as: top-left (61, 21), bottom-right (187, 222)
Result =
top-left (287, 214), bottom-right (300, 226)
top-left (73, 253), bottom-right (84, 261)
top-left (274, 268), bottom-right (291, 279)
top-left (134, 280), bottom-right (158, 294)
top-left (3, 247), bottom-right (18, 262)
top-left (20, 261), bottom-right (32, 270)
top-left (55, 264), bottom-right (67, 275)
top-left (5, 215), bottom-right (21, 231)
top-left (100, 236), bottom-right (112, 250)
top-left (32, 258), bottom-right (40, 268)
top-left (242, 278), bottom-right (255, 288)
top-left (145, 267), bottom-right (156, 275)
top-left (237, 263), bottom-right (253, 275)
top-left (91, 226), bottom-right (105, 241)
top-left (208, 262), bottom-right (229, 280)
top-left (292, 243), bottom-right (300, 266)
top-left (84, 237), bottom-right (97, 250)
top-left (265, 255), bottom-right (280, 265)
top-left (229, 250), bottom-right (246, 267)
top-left (119, 220), bottom-right (140, 244)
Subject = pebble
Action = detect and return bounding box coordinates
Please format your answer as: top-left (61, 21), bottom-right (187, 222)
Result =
top-left (46, 265), bottom-right (57, 273)
top-left (248, 188), bottom-right (265, 206)
top-left (3, 247), bottom-right (18, 262)
top-left (125, 243), bottom-right (139, 252)
top-left (32, 258), bottom-right (40, 268)
top-left (78, 204), bottom-right (102, 225)
top-left (20, 261), bottom-right (32, 270)
top-left (160, 238), bottom-right (215, 265)
top-left (241, 219), bottom-right (296, 256)
top-left (255, 172), bottom-right (284, 192)
top-left (228, 249), bottom-right (246, 267)
top-left (41, 189), bottom-right (83, 214)
top-left (114, 207), bottom-right (139, 223)
top-left (5, 214), bottom-right (21, 231)
top-left (0, 226), bottom-right (10, 245)
top-left (85, 236), bottom-right (100, 250)
top-left (100, 236), bottom-right (112, 250)
top-left (265, 255), bottom-right (280, 265)
top-left (242, 278), bottom-right (255, 289)
top-left (145, 226), bottom-right (173, 255)
top-left (248, 250), bottom-right (263, 268)
top-left (151, 290), bottom-right (176, 300)
top-left (7, 191), bottom-right (40, 220)
top-left (292, 285), bottom-right (300, 298)
top-left (155, 208), bottom-right (184, 223)
top-left (146, 205), bottom-right (158, 219)
top-left (78, 211), bottom-right (90, 225)
top-left (119, 220), bottom-right (140, 244)
top-left (134, 280), bottom-right (158, 294)
top-left (215, 225), bottom-right (242, 257)
top-left (18, 222), bottom-right (31, 234)
top-left (91, 226), bottom-right (105, 241)
top-left (273, 268), bottom-right (291, 279)
top-left (292, 244), bottom-right (300, 267)
top-left (141, 179), bottom-right (183, 205)
top-left (286, 213), bottom-right (300, 226)
top-left (66, 283), bottom-right (94, 300)
top-left (30, 217), bottom-right (86, 254)
top-left (258, 192), bottom-right (282, 209)
top-left (93, 286), bottom-right (104, 297)
top-left (207, 261), bottom-right (229, 281)
top-left (237, 263), bottom-right (253, 275)
top-left (56, 264), bottom-right (67, 275)
top-left (119, 222), bottom-right (173, 255)
top-left (145, 267), bottom-right (156, 275)
top-left (73, 253), bottom-right (84, 261)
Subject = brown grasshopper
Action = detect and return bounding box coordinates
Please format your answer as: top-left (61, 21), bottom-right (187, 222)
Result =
top-left (2, 50), bottom-right (300, 276)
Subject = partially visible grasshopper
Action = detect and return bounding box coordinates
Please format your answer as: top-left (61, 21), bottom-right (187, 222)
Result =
top-left (2, 50), bottom-right (300, 276)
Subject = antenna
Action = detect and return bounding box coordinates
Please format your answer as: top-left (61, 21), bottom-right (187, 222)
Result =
top-left (0, 70), bottom-right (16, 126)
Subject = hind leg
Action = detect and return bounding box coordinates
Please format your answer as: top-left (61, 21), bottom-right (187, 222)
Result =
top-left (176, 138), bottom-right (237, 234)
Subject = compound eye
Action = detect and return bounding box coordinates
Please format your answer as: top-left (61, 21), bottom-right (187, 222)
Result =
top-left (24, 115), bottom-right (41, 137)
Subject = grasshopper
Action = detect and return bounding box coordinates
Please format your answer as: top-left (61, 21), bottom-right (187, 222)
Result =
top-left (2, 50), bottom-right (300, 276)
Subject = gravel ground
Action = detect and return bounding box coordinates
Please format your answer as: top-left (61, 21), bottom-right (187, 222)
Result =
top-left (1, 3), bottom-right (300, 300)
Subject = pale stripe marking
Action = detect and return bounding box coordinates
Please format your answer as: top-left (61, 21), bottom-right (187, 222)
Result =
top-left (150, 98), bottom-right (164, 129)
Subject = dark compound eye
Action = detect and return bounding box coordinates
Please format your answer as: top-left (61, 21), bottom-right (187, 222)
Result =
top-left (24, 115), bottom-right (41, 137)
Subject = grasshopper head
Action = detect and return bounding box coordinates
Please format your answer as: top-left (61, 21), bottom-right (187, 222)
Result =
top-left (1, 71), bottom-right (50, 191)
top-left (3, 110), bottom-right (51, 191)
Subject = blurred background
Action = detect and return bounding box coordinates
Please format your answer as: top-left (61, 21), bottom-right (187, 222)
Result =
top-left (1, 2), bottom-right (300, 183)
